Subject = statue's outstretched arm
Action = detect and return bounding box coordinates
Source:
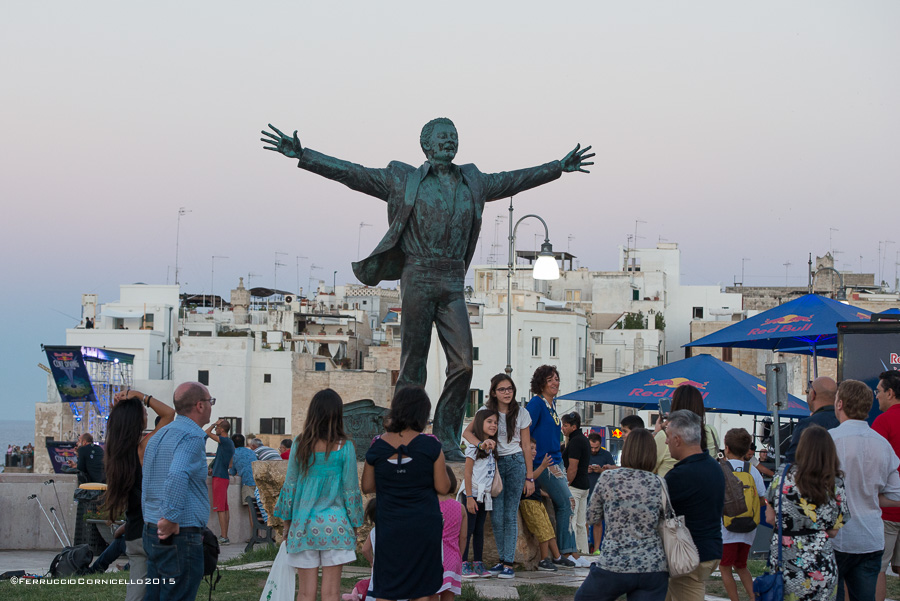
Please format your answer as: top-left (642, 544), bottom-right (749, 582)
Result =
top-left (262, 123), bottom-right (393, 201)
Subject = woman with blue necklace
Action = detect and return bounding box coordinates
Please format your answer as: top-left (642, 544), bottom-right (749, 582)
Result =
top-left (525, 365), bottom-right (587, 567)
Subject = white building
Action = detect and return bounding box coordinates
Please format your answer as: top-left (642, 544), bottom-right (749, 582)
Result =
top-left (66, 284), bottom-right (180, 380)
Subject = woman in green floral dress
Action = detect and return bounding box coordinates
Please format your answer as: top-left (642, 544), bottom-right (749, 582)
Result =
top-left (765, 426), bottom-right (848, 601)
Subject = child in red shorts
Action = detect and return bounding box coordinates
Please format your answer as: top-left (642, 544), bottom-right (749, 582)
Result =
top-left (720, 429), bottom-right (766, 601)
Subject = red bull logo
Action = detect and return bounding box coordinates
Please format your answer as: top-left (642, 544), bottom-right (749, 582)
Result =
top-left (53, 352), bottom-right (75, 361)
top-left (749, 314), bottom-right (814, 335)
top-left (646, 377), bottom-right (708, 389)
top-left (756, 384), bottom-right (766, 394)
top-left (857, 312), bottom-right (871, 320)
top-left (760, 314), bottom-right (812, 326)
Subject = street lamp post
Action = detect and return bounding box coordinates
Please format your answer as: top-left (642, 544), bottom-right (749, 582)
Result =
top-left (505, 197), bottom-right (560, 376)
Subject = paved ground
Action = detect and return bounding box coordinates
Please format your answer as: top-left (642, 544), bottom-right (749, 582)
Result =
top-left (4, 548), bottom-right (897, 601)
top-left (0, 542), bottom-right (246, 577)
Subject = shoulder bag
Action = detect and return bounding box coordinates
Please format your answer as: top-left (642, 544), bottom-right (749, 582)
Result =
top-left (490, 455), bottom-right (503, 497)
top-left (753, 463), bottom-right (790, 601)
top-left (657, 475), bottom-right (700, 577)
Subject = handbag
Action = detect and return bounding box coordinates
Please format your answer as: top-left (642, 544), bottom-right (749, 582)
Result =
top-left (657, 476), bottom-right (700, 577)
top-left (259, 541), bottom-right (295, 601)
top-left (753, 463), bottom-right (790, 601)
top-left (490, 456), bottom-right (503, 498)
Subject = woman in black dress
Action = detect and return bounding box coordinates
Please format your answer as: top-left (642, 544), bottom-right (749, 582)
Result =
top-left (362, 387), bottom-right (451, 601)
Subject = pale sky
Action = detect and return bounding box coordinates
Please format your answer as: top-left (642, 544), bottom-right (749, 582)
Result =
top-left (2, 1), bottom-right (898, 421)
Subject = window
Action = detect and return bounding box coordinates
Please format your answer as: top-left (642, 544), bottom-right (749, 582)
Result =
top-left (143, 313), bottom-right (154, 329)
top-left (259, 418), bottom-right (285, 435)
top-left (198, 370), bottom-right (209, 385)
top-left (221, 416), bottom-right (242, 435)
top-left (362, 300), bottom-right (367, 305)
top-left (692, 307), bottom-right (704, 319)
top-left (633, 289), bottom-right (640, 301)
top-left (722, 348), bottom-right (733, 363)
top-left (531, 337), bottom-right (541, 357)
top-left (550, 338), bottom-right (559, 358)
top-left (157, 350), bottom-right (161, 364)
top-left (473, 347), bottom-right (480, 361)
top-left (565, 290), bottom-right (581, 302)
top-left (594, 358), bottom-right (603, 374)
top-left (264, 373), bottom-right (272, 383)
top-left (315, 362), bottom-right (326, 372)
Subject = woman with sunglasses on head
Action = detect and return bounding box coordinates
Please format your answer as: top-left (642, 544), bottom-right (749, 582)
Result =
top-left (462, 374), bottom-right (533, 578)
top-left (104, 389), bottom-right (175, 601)
top-left (524, 365), bottom-right (584, 567)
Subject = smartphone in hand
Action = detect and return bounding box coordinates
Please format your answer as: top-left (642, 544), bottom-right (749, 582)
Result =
top-left (659, 398), bottom-right (672, 417)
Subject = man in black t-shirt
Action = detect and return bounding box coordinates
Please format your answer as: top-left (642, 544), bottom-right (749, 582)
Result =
top-left (664, 410), bottom-right (725, 600)
top-left (586, 431), bottom-right (615, 553)
top-left (63, 433), bottom-right (105, 484)
top-left (562, 413), bottom-right (592, 562)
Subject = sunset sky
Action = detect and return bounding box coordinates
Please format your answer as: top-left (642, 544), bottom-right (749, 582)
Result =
top-left (2, 1), bottom-right (898, 420)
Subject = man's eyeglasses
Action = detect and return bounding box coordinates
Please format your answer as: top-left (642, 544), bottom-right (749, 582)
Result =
top-left (206, 397), bottom-right (216, 406)
top-left (495, 386), bottom-right (514, 393)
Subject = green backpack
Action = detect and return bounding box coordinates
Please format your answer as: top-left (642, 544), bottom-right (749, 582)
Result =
top-left (723, 461), bottom-right (761, 533)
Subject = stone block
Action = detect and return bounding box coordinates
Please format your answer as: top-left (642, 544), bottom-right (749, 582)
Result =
top-left (253, 459), bottom-right (547, 569)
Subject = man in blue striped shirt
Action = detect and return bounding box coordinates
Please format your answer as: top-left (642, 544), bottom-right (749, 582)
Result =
top-left (142, 382), bottom-right (212, 601)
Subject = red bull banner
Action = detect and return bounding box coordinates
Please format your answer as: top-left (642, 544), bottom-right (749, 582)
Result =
top-left (43, 345), bottom-right (97, 404)
top-left (46, 441), bottom-right (79, 474)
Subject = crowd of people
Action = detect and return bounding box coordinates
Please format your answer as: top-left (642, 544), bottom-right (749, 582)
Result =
top-left (4, 443), bottom-right (34, 468)
top-left (70, 366), bottom-right (900, 601)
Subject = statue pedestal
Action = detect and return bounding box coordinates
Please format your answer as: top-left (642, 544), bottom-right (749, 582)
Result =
top-left (252, 460), bottom-right (549, 570)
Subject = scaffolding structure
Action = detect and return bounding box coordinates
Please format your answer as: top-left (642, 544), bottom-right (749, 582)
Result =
top-left (69, 348), bottom-right (134, 443)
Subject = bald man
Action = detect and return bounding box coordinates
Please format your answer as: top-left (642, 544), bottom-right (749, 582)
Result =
top-left (142, 382), bottom-right (214, 601)
top-left (784, 376), bottom-right (839, 462)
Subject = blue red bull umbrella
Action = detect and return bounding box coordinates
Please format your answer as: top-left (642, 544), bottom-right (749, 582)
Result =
top-left (685, 294), bottom-right (871, 360)
top-left (558, 354), bottom-right (809, 417)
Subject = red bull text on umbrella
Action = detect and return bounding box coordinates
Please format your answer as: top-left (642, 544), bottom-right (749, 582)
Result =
top-left (750, 314), bottom-right (814, 335)
top-left (628, 377), bottom-right (710, 399)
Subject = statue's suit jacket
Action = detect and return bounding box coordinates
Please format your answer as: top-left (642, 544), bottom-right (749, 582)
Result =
top-left (298, 149), bottom-right (562, 286)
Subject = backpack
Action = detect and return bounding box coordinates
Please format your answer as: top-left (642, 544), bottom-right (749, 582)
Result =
top-left (49, 544), bottom-right (92, 577)
top-left (201, 528), bottom-right (221, 599)
top-left (723, 461), bottom-right (761, 533)
top-left (711, 429), bottom-right (749, 521)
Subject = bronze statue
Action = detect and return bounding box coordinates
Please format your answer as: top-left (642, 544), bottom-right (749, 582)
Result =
top-left (262, 118), bottom-right (592, 460)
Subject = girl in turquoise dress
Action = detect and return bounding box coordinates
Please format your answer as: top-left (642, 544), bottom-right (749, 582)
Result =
top-left (275, 388), bottom-right (364, 601)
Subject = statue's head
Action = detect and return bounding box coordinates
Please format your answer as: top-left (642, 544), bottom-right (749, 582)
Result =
top-left (420, 117), bottom-right (457, 162)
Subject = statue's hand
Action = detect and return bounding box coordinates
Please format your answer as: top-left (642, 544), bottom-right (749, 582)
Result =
top-left (560, 143), bottom-right (595, 174)
top-left (261, 124), bottom-right (303, 159)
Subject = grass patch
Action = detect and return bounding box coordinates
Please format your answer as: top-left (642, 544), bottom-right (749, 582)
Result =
top-left (517, 583), bottom-right (579, 600)
top-left (219, 543), bottom-right (279, 566)
top-left (0, 569), bottom-right (362, 601)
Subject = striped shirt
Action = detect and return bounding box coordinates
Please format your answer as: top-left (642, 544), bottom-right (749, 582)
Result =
top-left (142, 415), bottom-right (209, 528)
top-left (254, 445), bottom-right (282, 461)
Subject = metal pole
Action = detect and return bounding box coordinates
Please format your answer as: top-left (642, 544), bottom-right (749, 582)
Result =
top-left (506, 198), bottom-right (514, 376)
top-left (506, 202), bottom-right (554, 377)
top-left (773, 402), bottom-right (781, 472)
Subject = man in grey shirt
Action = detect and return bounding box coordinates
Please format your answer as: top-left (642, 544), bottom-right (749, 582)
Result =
top-left (830, 380), bottom-right (900, 600)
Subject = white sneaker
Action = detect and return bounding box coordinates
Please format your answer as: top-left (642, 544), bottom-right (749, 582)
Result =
top-left (573, 556), bottom-right (592, 568)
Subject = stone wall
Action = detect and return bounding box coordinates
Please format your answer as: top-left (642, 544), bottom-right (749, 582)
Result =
top-left (253, 460), bottom-right (547, 569)
top-left (0, 472), bottom-right (250, 550)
